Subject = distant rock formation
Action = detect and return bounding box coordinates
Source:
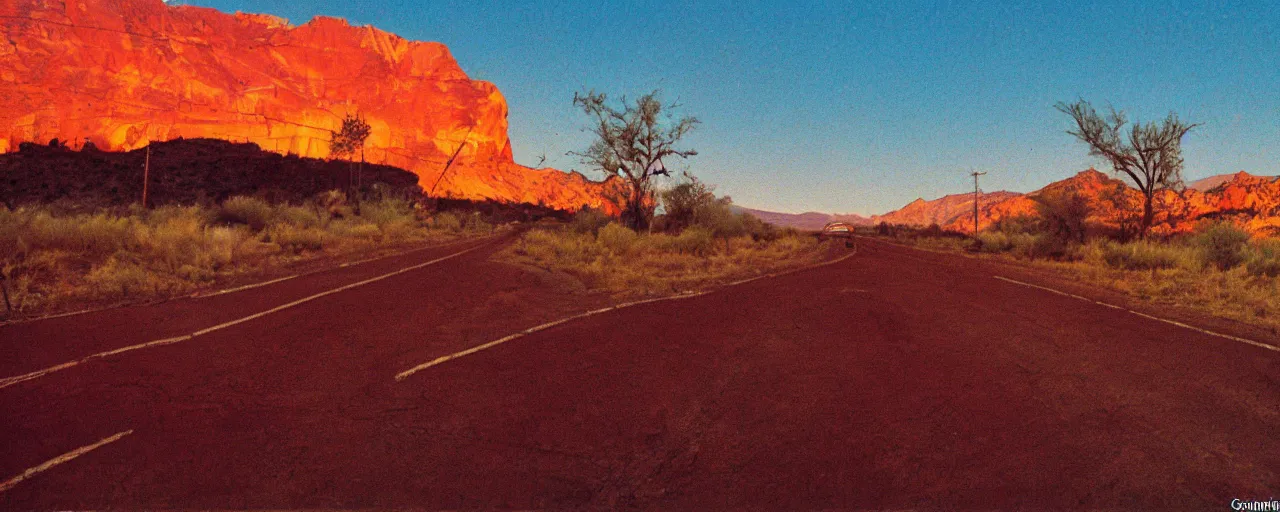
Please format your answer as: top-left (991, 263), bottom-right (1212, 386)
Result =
top-left (873, 169), bottom-right (1280, 236)
top-left (0, 0), bottom-right (624, 212)
top-left (729, 206), bottom-right (871, 231)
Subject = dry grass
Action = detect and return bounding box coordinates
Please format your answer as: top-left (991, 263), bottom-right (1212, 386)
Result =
top-left (499, 222), bottom-right (830, 297)
top-left (0, 195), bottom-right (495, 318)
top-left (881, 222), bottom-right (1280, 332)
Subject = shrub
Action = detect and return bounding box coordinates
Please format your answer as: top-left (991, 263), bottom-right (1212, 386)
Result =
top-left (741, 213), bottom-right (780, 242)
top-left (597, 222), bottom-right (637, 254)
top-left (267, 224), bottom-right (327, 253)
top-left (571, 208), bottom-right (612, 235)
top-left (1035, 191), bottom-right (1092, 244)
top-left (1192, 220), bottom-right (1250, 270)
top-left (673, 226), bottom-right (715, 256)
top-left (1245, 238), bottom-right (1280, 277)
top-left (218, 196), bottom-right (273, 230)
top-left (361, 198), bottom-right (414, 228)
top-left (314, 189), bottom-right (352, 219)
top-left (661, 175), bottom-right (717, 232)
top-left (692, 200), bottom-right (745, 251)
top-left (463, 212), bottom-right (493, 233)
top-left (432, 212), bottom-right (463, 232)
top-left (975, 231), bottom-right (1012, 253)
top-left (1102, 240), bottom-right (1197, 271)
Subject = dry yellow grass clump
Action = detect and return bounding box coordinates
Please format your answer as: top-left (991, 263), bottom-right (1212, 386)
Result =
top-left (0, 194), bottom-right (494, 317)
top-left (501, 221), bottom-right (830, 297)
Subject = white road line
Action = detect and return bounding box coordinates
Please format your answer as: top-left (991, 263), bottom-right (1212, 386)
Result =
top-left (394, 291), bottom-right (710, 381)
top-left (0, 242), bottom-right (491, 391)
top-left (993, 275), bottom-right (1280, 353)
top-left (395, 249), bottom-right (861, 381)
top-left (0, 430), bottom-right (133, 493)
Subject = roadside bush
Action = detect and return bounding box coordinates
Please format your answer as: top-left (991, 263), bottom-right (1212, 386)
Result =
top-left (315, 190), bottom-right (351, 219)
top-left (670, 226), bottom-right (715, 256)
top-left (975, 231), bottom-right (1012, 253)
top-left (463, 212), bottom-right (493, 233)
top-left (1245, 238), bottom-right (1280, 277)
top-left (218, 196), bottom-right (273, 230)
top-left (597, 222), bottom-right (637, 254)
top-left (571, 208), bottom-right (612, 235)
top-left (432, 212), bottom-right (463, 232)
top-left (1192, 220), bottom-right (1250, 270)
top-left (693, 200), bottom-right (745, 251)
top-left (742, 213), bottom-right (780, 242)
top-left (661, 175), bottom-right (717, 232)
top-left (266, 224), bottom-right (328, 253)
top-left (1102, 240), bottom-right (1197, 271)
top-left (1035, 191), bottom-right (1092, 244)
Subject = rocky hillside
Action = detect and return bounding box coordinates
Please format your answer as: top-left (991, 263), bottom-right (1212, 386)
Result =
top-left (0, 0), bottom-right (623, 212)
top-left (872, 191), bottom-right (1022, 228)
top-left (874, 169), bottom-right (1280, 236)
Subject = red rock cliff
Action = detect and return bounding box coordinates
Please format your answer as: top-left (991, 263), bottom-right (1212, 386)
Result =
top-left (0, 0), bottom-right (622, 212)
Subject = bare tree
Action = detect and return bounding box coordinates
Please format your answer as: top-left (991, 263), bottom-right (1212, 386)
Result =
top-left (571, 90), bottom-right (699, 230)
top-left (1056, 99), bottom-right (1199, 238)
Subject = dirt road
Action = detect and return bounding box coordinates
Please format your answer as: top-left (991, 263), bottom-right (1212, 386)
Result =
top-left (1, 237), bottom-right (1276, 509)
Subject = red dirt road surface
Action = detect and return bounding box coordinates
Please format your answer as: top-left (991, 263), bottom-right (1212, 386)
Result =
top-left (1, 237), bottom-right (1277, 509)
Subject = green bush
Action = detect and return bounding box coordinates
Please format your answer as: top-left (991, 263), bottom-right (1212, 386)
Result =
top-left (692, 200), bottom-right (745, 250)
top-left (1245, 238), bottom-right (1280, 277)
top-left (1102, 240), bottom-right (1198, 271)
top-left (661, 175), bottom-right (716, 232)
top-left (975, 231), bottom-right (1012, 253)
top-left (741, 213), bottom-right (780, 242)
top-left (219, 196), bottom-right (273, 230)
top-left (597, 222), bottom-right (637, 254)
top-left (571, 208), bottom-right (612, 235)
top-left (673, 226), bottom-right (715, 256)
top-left (1192, 220), bottom-right (1250, 270)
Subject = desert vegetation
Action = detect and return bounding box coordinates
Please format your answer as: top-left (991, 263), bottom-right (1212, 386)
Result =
top-left (501, 176), bottom-right (836, 296)
top-left (0, 192), bottom-right (495, 318)
top-left (875, 215), bottom-right (1280, 332)
top-left (571, 89), bottom-right (699, 230)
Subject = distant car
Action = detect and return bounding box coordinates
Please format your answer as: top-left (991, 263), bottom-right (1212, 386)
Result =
top-left (819, 222), bottom-right (858, 248)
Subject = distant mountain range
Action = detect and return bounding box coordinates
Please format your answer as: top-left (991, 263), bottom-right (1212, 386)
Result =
top-left (730, 206), bottom-right (871, 231)
top-left (871, 170), bottom-right (1280, 236)
top-left (735, 171), bottom-right (1280, 234)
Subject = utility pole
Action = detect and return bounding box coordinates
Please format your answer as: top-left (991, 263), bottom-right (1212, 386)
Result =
top-left (970, 170), bottom-right (987, 236)
top-left (142, 145), bottom-right (151, 208)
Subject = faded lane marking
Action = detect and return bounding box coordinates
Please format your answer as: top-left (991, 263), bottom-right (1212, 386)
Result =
top-left (189, 274), bottom-right (299, 299)
top-left (396, 250), bottom-right (861, 380)
top-left (0, 430), bottom-right (133, 493)
top-left (994, 275), bottom-right (1279, 353)
top-left (0, 242), bottom-right (491, 391)
top-left (395, 291), bottom-right (710, 380)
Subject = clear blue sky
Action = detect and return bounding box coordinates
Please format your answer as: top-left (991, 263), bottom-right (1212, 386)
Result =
top-left (189, 0), bottom-right (1279, 215)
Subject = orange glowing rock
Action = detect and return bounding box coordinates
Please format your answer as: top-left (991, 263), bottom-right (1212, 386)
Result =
top-left (876, 169), bottom-right (1280, 237)
top-left (0, 0), bottom-right (623, 213)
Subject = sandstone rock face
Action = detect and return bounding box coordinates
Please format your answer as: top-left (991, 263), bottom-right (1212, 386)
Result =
top-left (0, 0), bottom-right (622, 212)
top-left (872, 191), bottom-right (1022, 229)
top-left (875, 169), bottom-right (1280, 237)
